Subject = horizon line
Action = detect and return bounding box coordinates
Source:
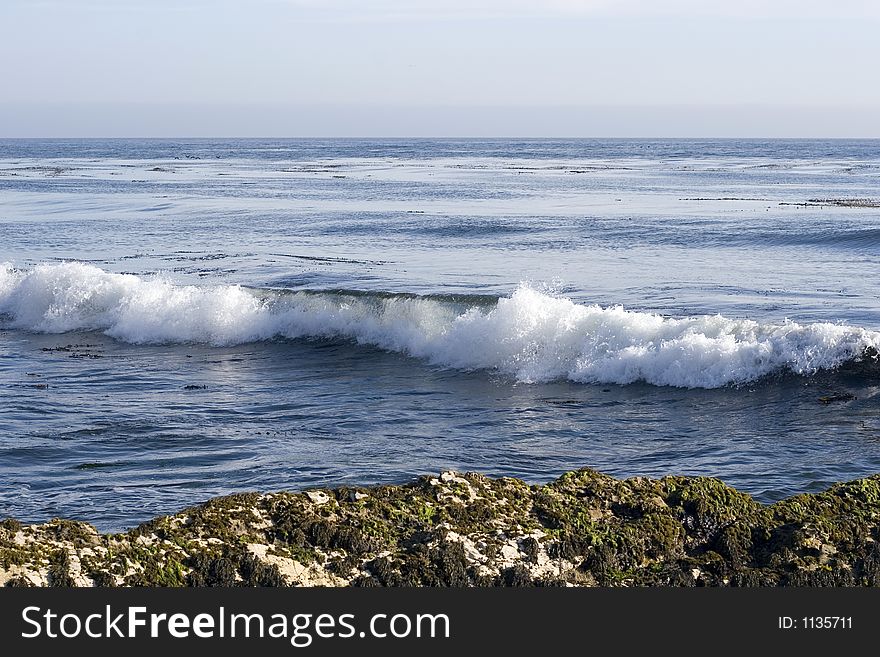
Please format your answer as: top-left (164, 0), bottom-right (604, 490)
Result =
top-left (4, 135), bottom-right (880, 140)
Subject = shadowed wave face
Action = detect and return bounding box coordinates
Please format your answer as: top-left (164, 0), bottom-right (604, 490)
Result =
top-left (2, 262), bottom-right (878, 390)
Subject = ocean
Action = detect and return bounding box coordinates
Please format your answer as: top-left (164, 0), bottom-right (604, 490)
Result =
top-left (1, 138), bottom-right (879, 531)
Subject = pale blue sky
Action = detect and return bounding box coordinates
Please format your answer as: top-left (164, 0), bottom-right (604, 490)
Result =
top-left (2, 0), bottom-right (879, 136)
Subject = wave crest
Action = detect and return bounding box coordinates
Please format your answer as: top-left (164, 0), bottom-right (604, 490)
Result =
top-left (2, 262), bottom-right (877, 389)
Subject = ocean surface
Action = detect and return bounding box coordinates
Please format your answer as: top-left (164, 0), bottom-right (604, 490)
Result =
top-left (1, 138), bottom-right (879, 531)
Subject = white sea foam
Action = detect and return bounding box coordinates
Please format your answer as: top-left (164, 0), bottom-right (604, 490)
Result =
top-left (1, 262), bottom-right (878, 389)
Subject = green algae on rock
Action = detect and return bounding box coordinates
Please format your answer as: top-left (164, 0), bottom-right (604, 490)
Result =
top-left (3, 469), bottom-right (880, 587)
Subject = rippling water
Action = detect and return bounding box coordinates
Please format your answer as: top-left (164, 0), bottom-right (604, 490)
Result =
top-left (1, 138), bottom-right (879, 530)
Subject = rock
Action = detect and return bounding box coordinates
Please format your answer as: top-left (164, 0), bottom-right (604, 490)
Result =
top-left (440, 471), bottom-right (466, 484)
top-left (3, 469), bottom-right (880, 587)
top-left (305, 491), bottom-right (330, 505)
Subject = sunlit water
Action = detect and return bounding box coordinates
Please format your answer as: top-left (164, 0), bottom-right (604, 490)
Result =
top-left (1, 138), bottom-right (879, 530)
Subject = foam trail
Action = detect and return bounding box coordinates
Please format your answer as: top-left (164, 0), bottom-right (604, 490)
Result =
top-left (1, 262), bottom-right (878, 389)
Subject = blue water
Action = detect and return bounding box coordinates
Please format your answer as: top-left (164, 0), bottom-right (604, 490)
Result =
top-left (1, 138), bottom-right (879, 530)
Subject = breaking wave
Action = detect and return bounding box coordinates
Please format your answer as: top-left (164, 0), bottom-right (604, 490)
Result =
top-left (2, 262), bottom-right (878, 389)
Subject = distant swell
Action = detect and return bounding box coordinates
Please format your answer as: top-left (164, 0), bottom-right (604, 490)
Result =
top-left (2, 262), bottom-right (878, 389)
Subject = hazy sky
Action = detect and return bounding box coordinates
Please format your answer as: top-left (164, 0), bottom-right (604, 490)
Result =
top-left (2, 0), bottom-right (879, 137)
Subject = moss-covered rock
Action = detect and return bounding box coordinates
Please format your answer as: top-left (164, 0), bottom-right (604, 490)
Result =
top-left (3, 468), bottom-right (880, 587)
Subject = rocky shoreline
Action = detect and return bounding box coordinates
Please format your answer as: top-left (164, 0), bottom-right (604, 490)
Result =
top-left (3, 468), bottom-right (880, 587)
